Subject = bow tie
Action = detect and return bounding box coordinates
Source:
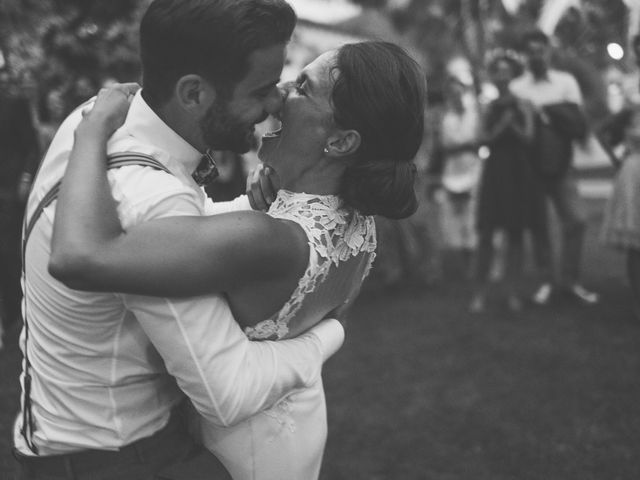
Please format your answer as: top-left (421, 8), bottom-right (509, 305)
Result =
top-left (192, 150), bottom-right (219, 186)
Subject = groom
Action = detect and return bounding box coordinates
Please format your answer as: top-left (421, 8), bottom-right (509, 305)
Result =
top-left (13, 1), bottom-right (344, 479)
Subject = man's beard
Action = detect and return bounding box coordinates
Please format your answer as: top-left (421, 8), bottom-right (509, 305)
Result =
top-left (200, 99), bottom-right (255, 154)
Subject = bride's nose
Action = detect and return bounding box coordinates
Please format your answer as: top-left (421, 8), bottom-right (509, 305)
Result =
top-left (266, 82), bottom-right (294, 118)
top-left (278, 81), bottom-right (296, 99)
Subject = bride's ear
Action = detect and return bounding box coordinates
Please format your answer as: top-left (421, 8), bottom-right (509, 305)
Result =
top-left (175, 74), bottom-right (216, 112)
top-left (324, 129), bottom-right (361, 158)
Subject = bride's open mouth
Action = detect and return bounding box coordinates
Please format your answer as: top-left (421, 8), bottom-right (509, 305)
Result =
top-left (262, 127), bottom-right (281, 139)
top-left (262, 119), bottom-right (283, 140)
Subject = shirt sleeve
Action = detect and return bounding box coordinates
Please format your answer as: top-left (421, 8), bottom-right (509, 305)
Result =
top-left (204, 194), bottom-right (252, 215)
top-left (509, 77), bottom-right (525, 100)
top-left (109, 166), bottom-right (204, 228)
top-left (125, 295), bottom-right (344, 427)
top-left (117, 171), bottom-right (344, 427)
top-left (564, 73), bottom-right (583, 105)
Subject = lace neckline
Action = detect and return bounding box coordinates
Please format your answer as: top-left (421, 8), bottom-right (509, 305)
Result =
top-left (270, 189), bottom-right (342, 207)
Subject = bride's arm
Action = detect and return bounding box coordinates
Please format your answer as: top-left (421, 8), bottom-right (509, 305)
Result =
top-left (50, 88), bottom-right (306, 297)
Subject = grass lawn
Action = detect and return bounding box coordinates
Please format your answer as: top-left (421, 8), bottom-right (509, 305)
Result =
top-left (2, 199), bottom-right (639, 479)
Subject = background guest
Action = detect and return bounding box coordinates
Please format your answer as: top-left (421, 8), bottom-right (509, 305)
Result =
top-left (435, 75), bottom-right (482, 279)
top-left (469, 50), bottom-right (545, 313)
top-left (511, 28), bottom-right (599, 306)
top-left (599, 33), bottom-right (640, 320)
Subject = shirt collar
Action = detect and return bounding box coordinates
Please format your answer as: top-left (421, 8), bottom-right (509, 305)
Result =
top-left (124, 91), bottom-right (203, 176)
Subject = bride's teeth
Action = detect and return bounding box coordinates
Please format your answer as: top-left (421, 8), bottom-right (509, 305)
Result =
top-left (264, 127), bottom-right (282, 138)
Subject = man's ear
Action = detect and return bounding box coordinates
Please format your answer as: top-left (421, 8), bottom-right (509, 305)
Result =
top-left (175, 74), bottom-right (216, 111)
top-left (325, 129), bottom-right (361, 157)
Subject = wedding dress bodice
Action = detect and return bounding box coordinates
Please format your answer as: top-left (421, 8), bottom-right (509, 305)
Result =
top-left (244, 189), bottom-right (377, 340)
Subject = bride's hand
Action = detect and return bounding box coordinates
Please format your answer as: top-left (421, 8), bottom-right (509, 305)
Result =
top-left (246, 163), bottom-right (280, 211)
top-left (80, 83), bottom-right (140, 137)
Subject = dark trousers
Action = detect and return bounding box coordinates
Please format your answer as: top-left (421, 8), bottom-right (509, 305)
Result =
top-left (531, 171), bottom-right (586, 286)
top-left (13, 404), bottom-right (232, 480)
top-left (0, 198), bottom-right (23, 328)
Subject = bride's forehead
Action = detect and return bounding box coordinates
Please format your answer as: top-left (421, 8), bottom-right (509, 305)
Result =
top-left (302, 51), bottom-right (338, 82)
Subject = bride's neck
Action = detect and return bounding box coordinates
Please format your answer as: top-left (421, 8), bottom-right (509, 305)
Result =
top-left (283, 162), bottom-right (344, 196)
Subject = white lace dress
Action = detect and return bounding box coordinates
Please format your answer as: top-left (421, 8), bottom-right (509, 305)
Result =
top-left (200, 190), bottom-right (376, 480)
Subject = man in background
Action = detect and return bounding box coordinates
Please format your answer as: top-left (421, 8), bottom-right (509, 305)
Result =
top-left (511, 29), bottom-right (599, 306)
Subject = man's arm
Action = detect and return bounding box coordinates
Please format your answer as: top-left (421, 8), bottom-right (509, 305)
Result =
top-left (110, 171), bottom-right (344, 427)
top-left (108, 169), bottom-right (344, 427)
top-left (127, 293), bottom-right (344, 427)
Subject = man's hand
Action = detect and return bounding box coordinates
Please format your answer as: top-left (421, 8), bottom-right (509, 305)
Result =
top-left (246, 163), bottom-right (280, 211)
top-left (81, 83), bottom-right (140, 137)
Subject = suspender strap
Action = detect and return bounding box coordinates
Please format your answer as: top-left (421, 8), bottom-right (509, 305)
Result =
top-left (105, 152), bottom-right (174, 173)
top-left (19, 152), bottom-right (172, 454)
top-left (22, 153), bottom-right (171, 245)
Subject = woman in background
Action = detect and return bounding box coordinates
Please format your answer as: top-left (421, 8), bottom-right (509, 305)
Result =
top-left (437, 75), bottom-right (483, 278)
top-left (599, 98), bottom-right (640, 321)
top-left (469, 50), bottom-right (545, 313)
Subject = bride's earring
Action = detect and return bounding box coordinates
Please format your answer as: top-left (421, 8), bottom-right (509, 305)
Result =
top-left (323, 147), bottom-right (329, 154)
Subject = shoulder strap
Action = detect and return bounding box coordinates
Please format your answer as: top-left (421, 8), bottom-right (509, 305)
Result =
top-left (19, 151), bottom-right (172, 454)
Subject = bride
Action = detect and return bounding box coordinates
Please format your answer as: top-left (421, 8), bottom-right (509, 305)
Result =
top-left (50, 41), bottom-right (424, 479)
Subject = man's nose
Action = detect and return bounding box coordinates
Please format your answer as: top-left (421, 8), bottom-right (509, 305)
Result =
top-left (264, 85), bottom-right (285, 116)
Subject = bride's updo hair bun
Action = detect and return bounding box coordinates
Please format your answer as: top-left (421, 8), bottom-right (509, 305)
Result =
top-left (341, 159), bottom-right (418, 219)
top-left (332, 41), bottom-right (425, 219)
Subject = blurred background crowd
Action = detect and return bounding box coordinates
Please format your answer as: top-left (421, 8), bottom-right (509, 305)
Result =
top-left (1, 0), bottom-right (640, 337)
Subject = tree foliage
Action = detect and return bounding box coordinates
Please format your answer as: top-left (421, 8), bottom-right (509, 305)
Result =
top-left (555, 0), bottom-right (627, 69)
top-left (0, 0), bottom-right (151, 116)
top-left (352, 0), bottom-right (624, 112)
top-left (0, 0), bottom-right (628, 116)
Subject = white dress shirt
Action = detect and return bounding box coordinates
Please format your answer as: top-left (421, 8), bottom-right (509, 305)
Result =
top-left (510, 69), bottom-right (583, 107)
top-left (14, 91), bottom-right (344, 456)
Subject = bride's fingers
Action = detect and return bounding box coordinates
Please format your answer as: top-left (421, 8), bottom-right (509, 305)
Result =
top-left (245, 164), bottom-right (280, 211)
top-left (113, 82), bottom-right (141, 99)
top-left (247, 190), bottom-right (259, 211)
top-left (96, 86), bottom-right (136, 110)
top-left (246, 164), bottom-right (269, 211)
top-left (258, 167), bottom-right (276, 205)
top-left (93, 83), bottom-right (140, 108)
top-left (80, 84), bottom-right (138, 134)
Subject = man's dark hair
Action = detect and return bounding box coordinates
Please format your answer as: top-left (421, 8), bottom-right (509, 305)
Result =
top-left (520, 28), bottom-right (550, 50)
top-left (140, 0), bottom-right (296, 106)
